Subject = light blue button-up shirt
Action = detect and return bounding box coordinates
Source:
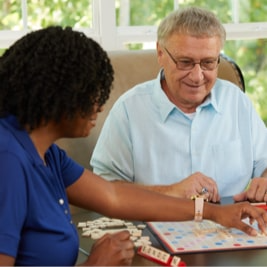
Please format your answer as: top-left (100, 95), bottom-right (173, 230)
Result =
top-left (91, 71), bottom-right (267, 197)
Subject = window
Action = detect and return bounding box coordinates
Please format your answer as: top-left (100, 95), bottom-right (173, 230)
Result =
top-left (2, 0), bottom-right (267, 49)
top-left (0, 0), bottom-right (97, 48)
top-left (1, 0), bottom-right (267, 123)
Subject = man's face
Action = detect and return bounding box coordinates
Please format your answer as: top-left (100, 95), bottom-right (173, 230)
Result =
top-left (157, 34), bottom-right (221, 113)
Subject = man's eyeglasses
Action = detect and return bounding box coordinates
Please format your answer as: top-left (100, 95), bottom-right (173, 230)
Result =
top-left (164, 47), bottom-right (220, 71)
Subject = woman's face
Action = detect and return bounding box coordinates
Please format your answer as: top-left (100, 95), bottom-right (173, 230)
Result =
top-left (60, 105), bottom-right (103, 138)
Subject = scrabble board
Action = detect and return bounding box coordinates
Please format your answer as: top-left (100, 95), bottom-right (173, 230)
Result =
top-left (147, 219), bottom-right (267, 255)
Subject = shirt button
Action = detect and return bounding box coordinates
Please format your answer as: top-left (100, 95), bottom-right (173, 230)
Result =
top-left (59, 198), bottom-right (64, 205)
top-left (64, 209), bottom-right (68, 214)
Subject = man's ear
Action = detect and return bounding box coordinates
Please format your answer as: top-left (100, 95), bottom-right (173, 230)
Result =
top-left (157, 42), bottom-right (163, 56)
top-left (157, 42), bottom-right (164, 67)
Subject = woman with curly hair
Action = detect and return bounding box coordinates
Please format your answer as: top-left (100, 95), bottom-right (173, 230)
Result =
top-left (0, 26), bottom-right (266, 266)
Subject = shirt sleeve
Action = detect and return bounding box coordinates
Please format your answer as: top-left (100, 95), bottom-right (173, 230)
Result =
top-left (250, 102), bottom-right (267, 177)
top-left (49, 144), bottom-right (84, 187)
top-left (0, 152), bottom-right (27, 257)
top-left (90, 102), bottom-right (135, 182)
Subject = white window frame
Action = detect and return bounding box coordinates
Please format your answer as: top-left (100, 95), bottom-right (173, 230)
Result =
top-left (1, 0), bottom-right (267, 50)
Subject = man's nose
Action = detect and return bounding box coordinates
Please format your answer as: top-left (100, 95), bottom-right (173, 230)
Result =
top-left (188, 63), bottom-right (204, 81)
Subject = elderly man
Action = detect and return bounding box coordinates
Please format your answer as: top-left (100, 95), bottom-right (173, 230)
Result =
top-left (91, 7), bottom-right (267, 203)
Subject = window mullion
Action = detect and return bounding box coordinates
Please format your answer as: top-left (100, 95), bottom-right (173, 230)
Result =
top-left (231, 0), bottom-right (239, 23)
top-left (98, 0), bottom-right (118, 50)
top-left (21, 0), bottom-right (28, 30)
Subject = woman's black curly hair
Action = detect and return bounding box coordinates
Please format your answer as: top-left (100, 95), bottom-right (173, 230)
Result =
top-left (0, 26), bottom-right (114, 130)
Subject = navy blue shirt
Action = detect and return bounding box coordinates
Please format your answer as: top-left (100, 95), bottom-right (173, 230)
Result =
top-left (0, 115), bottom-right (84, 266)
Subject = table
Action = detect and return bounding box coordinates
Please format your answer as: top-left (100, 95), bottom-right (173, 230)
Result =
top-left (73, 210), bottom-right (159, 266)
top-left (73, 199), bottom-right (267, 266)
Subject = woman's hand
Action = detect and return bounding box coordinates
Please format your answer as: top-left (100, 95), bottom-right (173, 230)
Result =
top-left (82, 230), bottom-right (134, 266)
top-left (211, 202), bottom-right (267, 236)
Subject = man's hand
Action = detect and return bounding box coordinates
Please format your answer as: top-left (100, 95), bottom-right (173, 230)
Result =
top-left (168, 172), bottom-right (220, 202)
top-left (233, 177), bottom-right (267, 202)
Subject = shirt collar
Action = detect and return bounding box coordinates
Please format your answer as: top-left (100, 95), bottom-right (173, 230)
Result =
top-left (154, 70), bottom-right (177, 122)
top-left (154, 70), bottom-right (220, 122)
top-left (197, 83), bottom-right (220, 114)
top-left (0, 115), bottom-right (44, 166)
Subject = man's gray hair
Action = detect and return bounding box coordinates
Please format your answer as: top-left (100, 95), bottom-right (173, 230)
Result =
top-left (157, 6), bottom-right (226, 48)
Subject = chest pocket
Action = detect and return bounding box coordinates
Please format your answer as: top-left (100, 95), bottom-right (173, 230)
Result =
top-left (212, 139), bottom-right (249, 183)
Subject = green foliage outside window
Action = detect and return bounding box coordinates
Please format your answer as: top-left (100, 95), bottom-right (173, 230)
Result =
top-left (0, 0), bottom-right (92, 29)
top-left (124, 0), bottom-right (267, 124)
top-left (1, 0), bottom-right (267, 123)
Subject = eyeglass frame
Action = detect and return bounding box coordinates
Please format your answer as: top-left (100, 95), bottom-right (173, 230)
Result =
top-left (164, 47), bottom-right (220, 71)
